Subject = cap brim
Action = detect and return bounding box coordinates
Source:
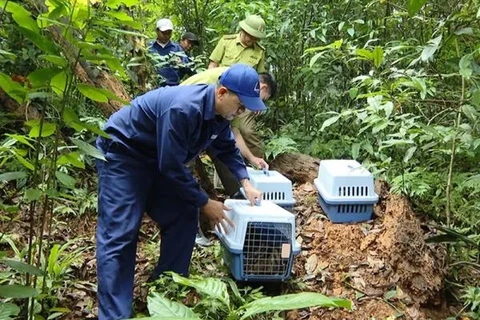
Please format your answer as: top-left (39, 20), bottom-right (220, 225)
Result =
top-left (238, 94), bottom-right (266, 111)
top-left (239, 21), bottom-right (266, 39)
top-left (158, 27), bottom-right (173, 31)
top-left (186, 38), bottom-right (199, 45)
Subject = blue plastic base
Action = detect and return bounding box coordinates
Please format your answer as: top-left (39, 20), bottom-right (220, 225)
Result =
top-left (221, 245), bottom-right (296, 282)
top-left (318, 195), bottom-right (373, 223)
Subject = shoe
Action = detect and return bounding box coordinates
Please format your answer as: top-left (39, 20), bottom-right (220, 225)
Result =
top-left (230, 190), bottom-right (246, 200)
top-left (195, 227), bottom-right (212, 247)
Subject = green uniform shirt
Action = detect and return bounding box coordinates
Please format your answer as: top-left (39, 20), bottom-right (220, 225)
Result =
top-left (181, 67), bottom-right (228, 85)
top-left (209, 34), bottom-right (265, 72)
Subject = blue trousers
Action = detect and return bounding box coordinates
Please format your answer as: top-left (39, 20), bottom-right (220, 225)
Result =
top-left (96, 139), bottom-right (199, 320)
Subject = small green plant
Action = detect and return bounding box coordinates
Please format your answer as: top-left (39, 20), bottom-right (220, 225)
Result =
top-left (461, 287), bottom-right (480, 319)
top-left (264, 136), bottom-right (298, 160)
top-left (137, 272), bottom-right (352, 320)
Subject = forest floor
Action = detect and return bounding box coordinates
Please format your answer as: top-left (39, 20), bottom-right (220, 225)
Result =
top-left (1, 180), bottom-right (468, 320)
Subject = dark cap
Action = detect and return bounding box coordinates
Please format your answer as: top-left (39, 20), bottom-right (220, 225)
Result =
top-left (181, 32), bottom-right (199, 45)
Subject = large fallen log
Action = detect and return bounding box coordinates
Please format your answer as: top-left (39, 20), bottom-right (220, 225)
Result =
top-left (270, 152), bottom-right (320, 184)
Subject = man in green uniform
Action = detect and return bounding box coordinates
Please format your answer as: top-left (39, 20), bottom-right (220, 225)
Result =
top-left (181, 66), bottom-right (277, 245)
top-left (208, 15), bottom-right (266, 72)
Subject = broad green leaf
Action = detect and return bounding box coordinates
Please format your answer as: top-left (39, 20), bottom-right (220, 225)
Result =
top-left (459, 54), bottom-right (473, 80)
top-left (17, 27), bottom-right (58, 55)
top-left (348, 87), bottom-right (358, 99)
top-left (305, 40), bottom-right (342, 53)
top-left (421, 35), bottom-right (442, 62)
top-left (39, 55), bottom-right (68, 68)
top-left (13, 153), bottom-right (34, 171)
top-left (372, 46), bottom-right (384, 68)
top-left (29, 122), bottom-right (56, 138)
top-left (351, 143), bottom-right (361, 159)
top-left (27, 68), bottom-right (59, 88)
top-left (309, 51), bottom-right (325, 68)
top-left (70, 138), bottom-right (106, 161)
top-left (171, 273), bottom-right (230, 307)
top-left (355, 48), bottom-right (373, 61)
top-left (347, 28), bottom-right (354, 37)
top-left (383, 102), bottom-right (394, 118)
top-left (57, 152), bottom-right (85, 169)
top-left (63, 109), bottom-right (84, 131)
top-left (0, 0), bottom-right (39, 33)
top-left (462, 105), bottom-right (477, 122)
top-left (1, 259), bottom-right (44, 276)
top-left (55, 171), bottom-right (76, 188)
top-left (106, 0), bottom-right (140, 8)
top-left (0, 72), bottom-right (27, 103)
top-left (82, 123), bottom-right (110, 138)
top-left (77, 84), bottom-right (109, 102)
top-left (51, 71), bottom-right (68, 96)
top-left (0, 172), bottom-right (27, 182)
top-left (403, 146), bottom-right (417, 163)
top-left (407, 0), bottom-right (428, 16)
top-left (106, 11), bottom-right (134, 22)
top-left (147, 292), bottom-right (199, 318)
top-left (0, 301), bottom-right (20, 319)
top-left (28, 68), bottom-right (60, 88)
top-left (25, 188), bottom-right (42, 201)
top-left (240, 292), bottom-right (352, 320)
top-left (0, 285), bottom-right (39, 298)
top-left (472, 89), bottom-right (480, 108)
top-left (363, 142), bottom-right (374, 155)
top-left (321, 115), bottom-right (340, 131)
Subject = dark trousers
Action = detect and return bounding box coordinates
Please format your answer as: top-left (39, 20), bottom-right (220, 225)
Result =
top-left (96, 139), bottom-right (198, 320)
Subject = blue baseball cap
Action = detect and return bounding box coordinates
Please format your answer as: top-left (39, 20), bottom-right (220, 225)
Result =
top-left (219, 64), bottom-right (266, 112)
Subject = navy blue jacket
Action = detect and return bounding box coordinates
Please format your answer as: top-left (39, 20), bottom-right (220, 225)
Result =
top-left (148, 40), bottom-right (191, 86)
top-left (102, 84), bottom-right (248, 207)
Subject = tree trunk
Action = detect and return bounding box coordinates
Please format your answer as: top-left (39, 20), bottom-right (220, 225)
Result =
top-left (270, 152), bottom-right (320, 184)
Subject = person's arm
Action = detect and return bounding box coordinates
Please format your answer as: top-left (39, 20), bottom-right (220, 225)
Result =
top-left (232, 127), bottom-right (268, 169)
top-left (156, 106), bottom-right (209, 207)
top-left (208, 37), bottom-right (225, 68)
top-left (209, 124), bottom-right (262, 205)
top-left (208, 61), bottom-right (219, 69)
top-left (256, 50), bottom-right (266, 73)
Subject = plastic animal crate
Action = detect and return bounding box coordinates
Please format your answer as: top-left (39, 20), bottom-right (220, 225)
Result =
top-left (215, 199), bottom-right (301, 281)
top-left (314, 160), bottom-right (378, 223)
top-left (240, 167), bottom-right (295, 212)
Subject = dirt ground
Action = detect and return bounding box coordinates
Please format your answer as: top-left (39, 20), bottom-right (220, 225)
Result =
top-left (286, 181), bottom-right (457, 320)
top-left (0, 180), bottom-right (463, 319)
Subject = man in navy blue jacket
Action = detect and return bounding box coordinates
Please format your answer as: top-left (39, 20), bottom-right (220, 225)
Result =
top-left (148, 18), bottom-right (192, 86)
top-left (95, 64), bottom-right (264, 320)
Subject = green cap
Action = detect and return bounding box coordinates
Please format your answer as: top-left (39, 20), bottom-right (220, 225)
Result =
top-left (239, 15), bottom-right (266, 39)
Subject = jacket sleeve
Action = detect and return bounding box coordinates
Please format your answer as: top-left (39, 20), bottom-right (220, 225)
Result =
top-left (156, 106), bottom-right (209, 207)
top-left (209, 36), bottom-right (225, 63)
top-left (256, 50), bottom-right (266, 72)
top-left (209, 124), bottom-right (249, 182)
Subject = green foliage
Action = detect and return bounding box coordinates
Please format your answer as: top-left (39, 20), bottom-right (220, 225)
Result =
top-left (264, 136), bottom-right (298, 160)
top-left (143, 273), bottom-right (352, 319)
top-left (462, 287), bottom-right (480, 319)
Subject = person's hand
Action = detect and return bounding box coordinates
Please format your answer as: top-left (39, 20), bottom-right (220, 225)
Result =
top-left (201, 199), bottom-right (235, 233)
top-left (241, 180), bottom-right (262, 206)
top-left (248, 156), bottom-right (269, 170)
